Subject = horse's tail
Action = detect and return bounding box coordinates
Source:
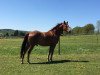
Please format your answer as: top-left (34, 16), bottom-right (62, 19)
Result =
top-left (20, 33), bottom-right (29, 58)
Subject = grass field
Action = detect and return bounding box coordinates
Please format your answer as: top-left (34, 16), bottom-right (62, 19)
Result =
top-left (0, 35), bottom-right (100, 75)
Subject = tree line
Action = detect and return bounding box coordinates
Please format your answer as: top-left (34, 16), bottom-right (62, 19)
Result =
top-left (72, 23), bottom-right (95, 35)
top-left (13, 30), bottom-right (26, 36)
top-left (0, 29), bottom-right (27, 38)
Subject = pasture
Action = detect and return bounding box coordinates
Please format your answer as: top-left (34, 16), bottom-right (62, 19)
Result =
top-left (0, 35), bottom-right (100, 75)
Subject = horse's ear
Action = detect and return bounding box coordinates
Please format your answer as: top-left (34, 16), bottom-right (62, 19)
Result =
top-left (64, 21), bottom-right (66, 24)
top-left (67, 21), bottom-right (68, 24)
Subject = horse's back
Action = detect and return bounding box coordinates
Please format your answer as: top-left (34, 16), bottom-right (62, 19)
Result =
top-left (38, 31), bottom-right (59, 46)
top-left (28, 30), bottom-right (58, 46)
top-left (28, 30), bottom-right (41, 36)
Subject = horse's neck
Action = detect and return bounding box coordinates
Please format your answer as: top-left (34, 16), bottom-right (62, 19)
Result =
top-left (49, 29), bottom-right (61, 37)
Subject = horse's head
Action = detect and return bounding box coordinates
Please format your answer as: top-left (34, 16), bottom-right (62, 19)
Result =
top-left (60, 21), bottom-right (71, 33)
top-left (51, 21), bottom-right (71, 35)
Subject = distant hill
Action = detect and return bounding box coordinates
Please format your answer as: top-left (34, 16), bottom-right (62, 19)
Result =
top-left (0, 29), bottom-right (28, 37)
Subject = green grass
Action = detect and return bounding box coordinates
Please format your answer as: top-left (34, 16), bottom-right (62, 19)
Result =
top-left (0, 35), bottom-right (100, 75)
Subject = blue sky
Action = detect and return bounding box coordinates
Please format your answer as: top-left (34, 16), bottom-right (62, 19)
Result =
top-left (0, 0), bottom-right (100, 31)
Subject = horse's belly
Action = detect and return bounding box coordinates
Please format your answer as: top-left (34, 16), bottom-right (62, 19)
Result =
top-left (38, 41), bottom-right (51, 46)
top-left (38, 40), bottom-right (57, 46)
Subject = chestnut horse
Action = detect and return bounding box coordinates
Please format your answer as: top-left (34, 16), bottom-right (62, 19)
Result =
top-left (20, 21), bottom-right (70, 64)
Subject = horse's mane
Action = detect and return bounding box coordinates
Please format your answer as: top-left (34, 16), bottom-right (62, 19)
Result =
top-left (50, 23), bottom-right (62, 31)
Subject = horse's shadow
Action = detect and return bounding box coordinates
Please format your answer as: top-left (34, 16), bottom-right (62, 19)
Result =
top-left (29, 60), bottom-right (89, 64)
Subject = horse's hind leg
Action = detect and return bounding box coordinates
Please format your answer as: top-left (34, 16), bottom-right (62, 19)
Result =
top-left (21, 44), bottom-right (29, 64)
top-left (27, 45), bottom-right (35, 64)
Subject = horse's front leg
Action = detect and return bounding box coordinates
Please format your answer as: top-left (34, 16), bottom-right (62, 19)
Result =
top-left (48, 45), bottom-right (56, 62)
top-left (48, 48), bottom-right (51, 62)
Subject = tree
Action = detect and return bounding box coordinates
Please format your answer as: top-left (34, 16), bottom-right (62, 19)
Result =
top-left (96, 20), bottom-right (100, 34)
top-left (72, 26), bottom-right (83, 34)
top-left (5, 33), bottom-right (9, 37)
top-left (0, 33), bottom-right (3, 37)
top-left (83, 24), bottom-right (95, 34)
top-left (14, 30), bottom-right (19, 36)
top-left (19, 32), bottom-right (26, 36)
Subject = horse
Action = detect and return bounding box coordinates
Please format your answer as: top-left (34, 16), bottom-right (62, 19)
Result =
top-left (20, 21), bottom-right (70, 64)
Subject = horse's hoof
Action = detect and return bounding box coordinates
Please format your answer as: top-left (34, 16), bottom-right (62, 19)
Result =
top-left (27, 61), bottom-right (31, 64)
top-left (48, 60), bottom-right (50, 62)
top-left (21, 62), bottom-right (24, 64)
